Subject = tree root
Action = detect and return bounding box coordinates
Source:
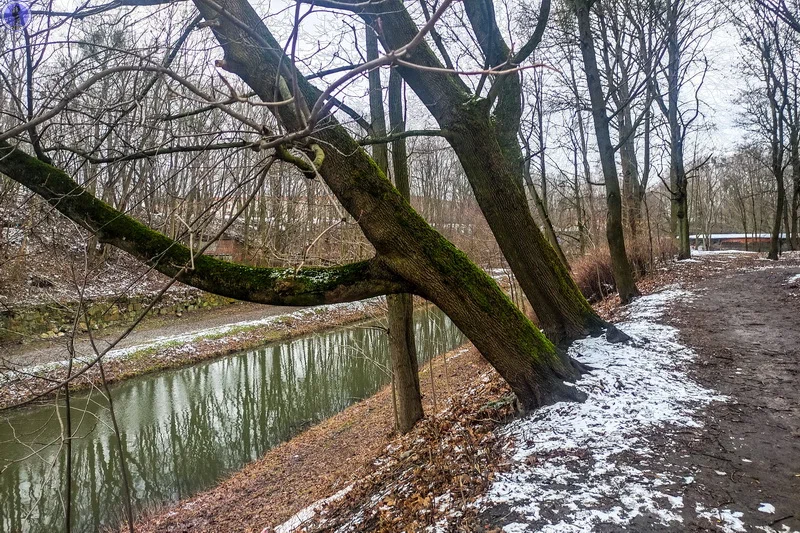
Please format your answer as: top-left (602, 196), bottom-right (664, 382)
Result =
top-left (605, 324), bottom-right (632, 344)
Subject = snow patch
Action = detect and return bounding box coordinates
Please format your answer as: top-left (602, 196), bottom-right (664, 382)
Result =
top-left (757, 526), bottom-right (800, 533)
top-left (272, 485), bottom-right (353, 533)
top-left (479, 288), bottom-right (728, 531)
top-left (786, 274), bottom-right (800, 284)
top-left (758, 503), bottom-right (776, 514)
top-left (695, 503), bottom-right (746, 532)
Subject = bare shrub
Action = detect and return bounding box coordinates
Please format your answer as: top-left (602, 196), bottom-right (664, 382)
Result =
top-left (571, 237), bottom-right (678, 302)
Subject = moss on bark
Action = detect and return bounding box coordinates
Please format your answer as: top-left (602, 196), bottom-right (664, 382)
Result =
top-left (0, 142), bottom-right (410, 306)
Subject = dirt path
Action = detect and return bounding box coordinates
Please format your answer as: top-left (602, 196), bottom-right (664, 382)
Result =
top-left (0, 302), bottom-right (302, 367)
top-left (663, 257), bottom-right (800, 531)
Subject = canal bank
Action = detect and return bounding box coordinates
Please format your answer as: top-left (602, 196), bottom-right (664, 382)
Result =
top-left (0, 298), bottom-right (392, 410)
top-left (137, 342), bottom-right (500, 533)
top-left (0, 307), bottom-right (466, 532)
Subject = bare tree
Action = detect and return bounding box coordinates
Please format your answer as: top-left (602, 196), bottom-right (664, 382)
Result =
top-left (573, 0), bottom-right (641, 302)
top-left (736, 0), bottom-right (797, 258)
top-left (1, 0), bottom-right (599, 417)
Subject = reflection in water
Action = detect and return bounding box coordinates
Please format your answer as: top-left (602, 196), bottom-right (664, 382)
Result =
top-left (0, 307), bottom-right (464, 532)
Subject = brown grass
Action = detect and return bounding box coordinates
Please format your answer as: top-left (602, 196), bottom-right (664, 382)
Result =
top-left (571, 237), bottom-right (678, 302)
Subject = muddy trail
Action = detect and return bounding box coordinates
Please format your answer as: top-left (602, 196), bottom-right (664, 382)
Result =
top-left (661, 260), bottom-right (800, 531)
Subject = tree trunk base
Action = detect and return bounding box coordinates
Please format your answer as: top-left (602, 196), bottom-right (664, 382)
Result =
top-left (513, 352), bottom-right (592, 414)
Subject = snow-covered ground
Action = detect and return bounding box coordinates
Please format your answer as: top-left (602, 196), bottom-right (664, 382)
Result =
top-left (268, 283), bottom-right (799, 533)
top-left (477, 288), bottom-right (792, 533)
top-left (275, 486), bottom-right (355, 533)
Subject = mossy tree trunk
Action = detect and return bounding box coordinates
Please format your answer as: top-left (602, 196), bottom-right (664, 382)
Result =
top-left (0, 137), bottom-right (587, 412)
top-left (1, 0), bottom-right (593, 411)
top-left (0, 142), bottom-right (412, 306)
top-left (195, 0), bottom-right (593, 408)
top-left (316, 0), bottom-right (605, 343)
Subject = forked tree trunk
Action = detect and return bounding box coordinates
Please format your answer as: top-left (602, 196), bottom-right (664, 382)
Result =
top-left (574, 0), bottom-right (640, 303)
top-left (353, 1), bottom-right (605, 342)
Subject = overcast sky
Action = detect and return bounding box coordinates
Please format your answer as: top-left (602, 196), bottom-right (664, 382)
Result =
top-left (7, 0), bottom-right (754, 169)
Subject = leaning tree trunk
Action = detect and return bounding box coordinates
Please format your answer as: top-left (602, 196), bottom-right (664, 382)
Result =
top-left (574, 0), bottom-right (640, 303)
top-left (444, 114), bottom-right (600, 335)
top-left (1, 0), bottom-right (594, 412)
top-left (200, 0), bottom-right (595, 408)
top-left (349, 0), bottom-right (605, 343)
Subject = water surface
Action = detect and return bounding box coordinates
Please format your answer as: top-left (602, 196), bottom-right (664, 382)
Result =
top-left (0, 306), bottom-right (464, 532)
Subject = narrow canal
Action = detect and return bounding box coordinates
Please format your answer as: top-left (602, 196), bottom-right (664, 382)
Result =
top-left (0, 306), bottom-right (465, 532)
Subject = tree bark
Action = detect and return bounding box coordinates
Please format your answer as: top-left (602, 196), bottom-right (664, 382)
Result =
top-left (386, 293), bottom-right (421, 431)
top-left (334, 0), bottom-right (605, 342)
top-left (574, 0), bottom-right (640, 303)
